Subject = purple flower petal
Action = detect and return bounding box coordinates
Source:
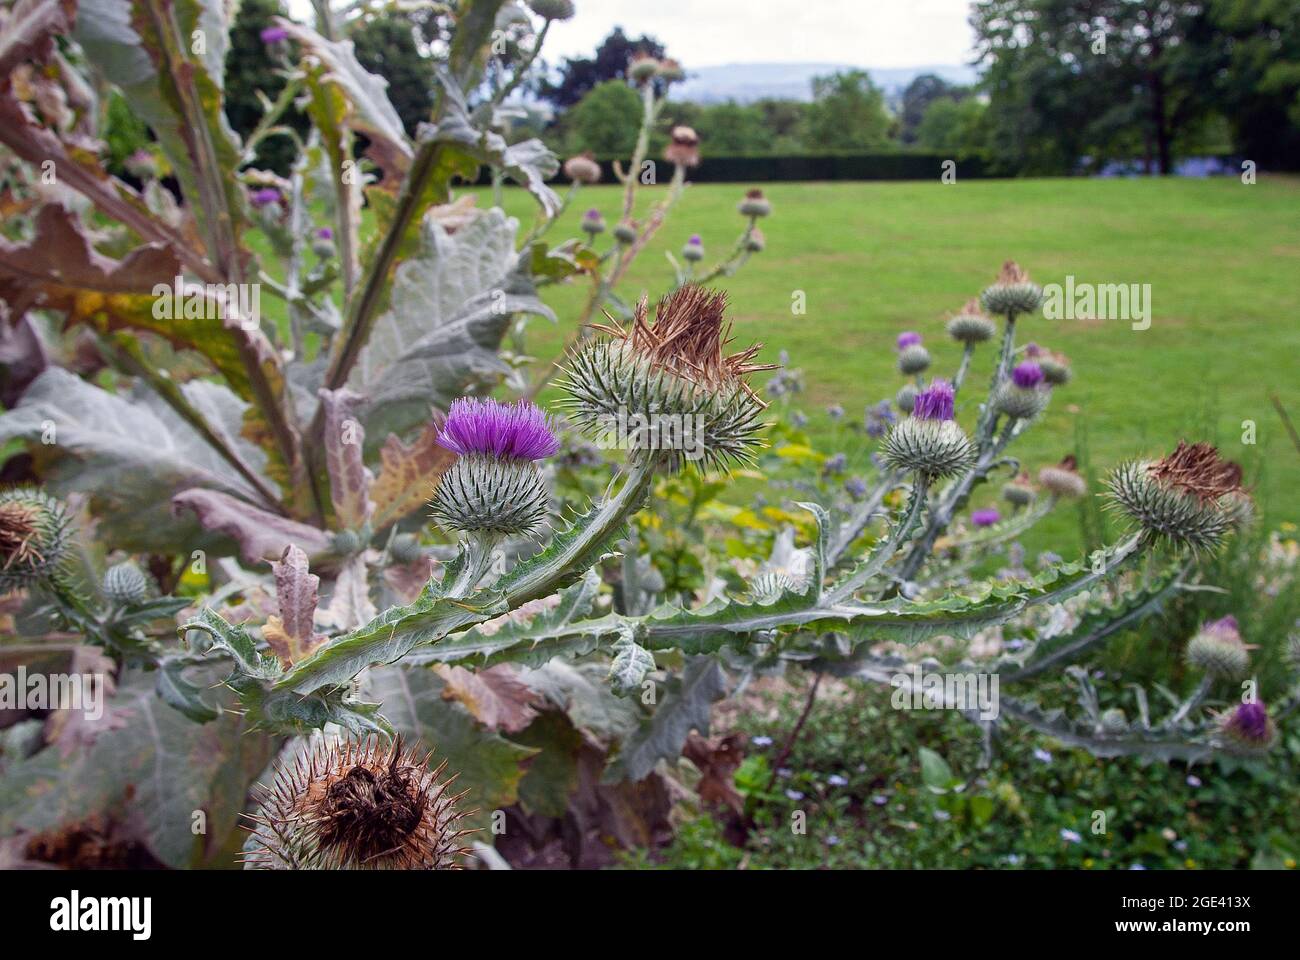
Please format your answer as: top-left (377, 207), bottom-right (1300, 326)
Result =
top-left (912, 379), bottom-right (955, 421)
top-left (260, 26), bottom-right (289, 44)
top-left (896, 331), bottom-right (922, 351)
top-left (1012, 361), bottom-right (1045, 389)
top-left (436, 397), bottom-right (560, 461)
top-left (972, 508), bottom-right (1001, 527)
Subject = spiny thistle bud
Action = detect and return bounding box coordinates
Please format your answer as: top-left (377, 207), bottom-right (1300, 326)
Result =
top-left (1002, 473), bottom-right (1036, 507)
top-left (1218, 701), bottom-right (1276, 754)
top-left (895, 382), bottom-right (918, 413)
top-left (946, 300), bottom-right (996, 344)
top-left (665, 125), bottom-right (700, 168)
top-left (682, 234), bottom-right (705, 262)
top-left (628, 53), bottom-right (661, 84)
top-left (972, 508), bottom-right (1000, 528)
top-left (559, 285), bottom-right (775, 472)
top-left (980, 260), bottom-right (1044, 317)
top-left (738, 188), bottom-right (771, 218)
top-left (528, 0), bottom-right (575, 21)
top-left (1039, 353), bottom-right (1071, 386)
top-left (429, 398), bottom-right (559, 536)
top-left (996, 360), bottom-right (1050, 420)
top-left (1105, 441), bottom-right (1246, 553)
top-left (881, 380), bottom-right (976, 479)
top-left (331, 529), bottom-right (362, 556)
top-left (613, 219), bottom-right (637, 245)
top-left (581, 208), bottom-right (606, 236)
top-left (1039, 455), bottom-right (1087, 498)
top-left (744, 227), bottom-right (765, 253)
top-left (1100, 708), bottom-right (1128, 734)
top-left (389, 533), bottom-right (422, 566)
top-left (898, 344), bottom-right (931, 376)
top-left (311, 226), bottom-right (335, 259)
top-left (1185, 615), bottom-right (1252, 678)
top-left (244, 737), bottom-right (472, 870)
top-left (0, 488), bottom-right (72, 591)
top-left (656, 58), bottom-right (685, 83)
top-left (102, 561), bottom-right (150, 605)
top-left (563, 151), bottom-right (601, 185)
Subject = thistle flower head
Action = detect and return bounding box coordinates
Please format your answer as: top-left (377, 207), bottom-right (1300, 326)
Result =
top-left (102, 561), bottom-right (150, 605)
top-left (435, 398), bottom-right (560, 461)
top-left (946, 301), bottom-right (997, 344)
top-left (613, 219), bottom-right (638, 244)
top-left (1218, 701), bottom-right (1276, 754)
top-left (250, 187), bottom-right (281, 208)
top-left (528, 0), bottom-right (575, 21)
top-left (881, 381), bottom-right (973, 478)
top-left (1185, 614), bottom-right (1252, 678)
top-left (980, 259), bottom-right (1044, 317)
top-left (896, 331), bottom-right (923, 351)
top-left (665, 126), bottom-right (700, 168)
top-left (0, 488), bottom-right (72, 591)
top-left (656, 58), bottom-right (686, 82)
top-left (628, 52), bottom-right (661, 83)
top-left (1039, 455), bottom-right (1087, 498)
top-left (996, 382), bottom-right (1049, 421)
top-left (1039, 352), bottom-right (1071, 386)
top-left (260, 26), bottom-right (289, 44)
top-left (912, 379), bottom-right (955, 421)
top-left (1002, 473), bottom-right (1036, 507)
top-left (581, 208), bottom-right (606, 234)
top-left (738, 188), bottom-right (771, 218)
top-left (244, 737), bottom-right (472, 870)
top-left (1105, 442), bottom-right (1246, 553)
top-left (1012, 361), bottom-right (1045, 389)
top-left (895, 383), bottom-right (918, 414)
top-left (682, 234), bottom-right (705, 262)
top-left (972, 508), bottom-right (1001, 528)
top-left (744, 227), bottom-right (766, 253)
top-left (563, 152), bottom-right (601, 184)
top-left (898, 345), bottom-right (930, 375)
top-left (559, 285), bottom-right (774, 471)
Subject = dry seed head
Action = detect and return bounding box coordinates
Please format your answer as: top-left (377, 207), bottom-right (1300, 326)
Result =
top-left (0, 487), bottom-right (72, 591)
top-left (980, 259), bottom-right (1044, 317)
top-left (243, 736), bottom-right (472, 870)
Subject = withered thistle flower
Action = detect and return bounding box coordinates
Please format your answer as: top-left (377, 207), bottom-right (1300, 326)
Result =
top-left (1038, 455), bottom-right (1087, 499)
top-left (1218, 701), bottom-right (1276, 754)
top-left (563, 152), bottom-right (601, 185)
top-left (244, 737), bottom-right (472, 870)
top-left (1038, 352), bottom-right (1072, 386)
top-left (656, 58), bottom-right (686, 83)
top-left (738, 188), bottom-right (771, 218)
top-left (1106, 441), bottom-right (1247, 552)
top-left (880, 380), bottom-right (976, 479)
top-left (559, 284), bottom-right (774, 471)
top-left (0, 488), bottom-right (72, 592)
top-left (980, 260), bottom-right (1044, 317)
top-left (946, 300), bottom-right (996, 344)
top-left (1002, 473), bottom-right (1036, 507)
top-left (429, 398), bottom-right (558, 536)
top-left (665, 125), bottom-right (700, 168)
top-left (628, 52), bottom-right (661, 84)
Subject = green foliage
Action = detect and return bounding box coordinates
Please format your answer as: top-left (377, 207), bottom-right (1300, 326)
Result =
top-left (803, 70), bottom-right (892, 150)
top-left (562, 79), bottom-right (644, 156)
top-left (351, 12), bottom-right (436, 137)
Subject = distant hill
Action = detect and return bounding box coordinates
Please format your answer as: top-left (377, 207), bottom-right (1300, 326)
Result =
top-left (670, 62), bottom-right (979, 104)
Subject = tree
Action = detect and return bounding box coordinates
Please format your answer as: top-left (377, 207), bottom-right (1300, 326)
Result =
top-left (562, 79), bottom-right (644, 155)
top-left (352, 14), bottom-right (436, 137)
top-left (223, 0), bottom-right (299, 173)
top-left (900, 74), bottom-right (969, 144)
top-left (540, 27), bottom-right (666, 109)
top-left (694, 102), bottom-right (771, 154)
top-left (803, 70), bottom-right (891, 150)
top-left (916, 97), bottom-right (987, 153)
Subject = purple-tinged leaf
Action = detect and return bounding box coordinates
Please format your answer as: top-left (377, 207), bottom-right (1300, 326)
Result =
top-left (319, 388), bottom-right (374, 529)
top-left (263, 544), bottom-right (328, 666)
top-left (172, 488), bottom-right (331, 565)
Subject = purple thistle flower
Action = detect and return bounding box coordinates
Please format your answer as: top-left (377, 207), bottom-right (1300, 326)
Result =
top-left (911, 379), bottom-right (955, 421)
top-left (250, 187), bottom-right (281, 208)
top-left (1206, 614), bottom-right (1239, 635)
top-left (688, 234), bottom-right (702, 245)
top-left (436, 397), bottom-right (560, 461)
top-left (260, 26), bottom-right (289, 44)
top-left (896, 331), bottom-right (922, 351)
top-left (972, 508), bottom-right (1001, 527)
top-left (1012, 360), bottom-right (1045, 389)
top-left (583, 208), bottom-right (601, 220)
top-left (1024, 342), bottom-right (1044, 358)
top-left (1226, 702), bottom-right (1270, 744)
top-left (316, 226), bottom-right (333, 240)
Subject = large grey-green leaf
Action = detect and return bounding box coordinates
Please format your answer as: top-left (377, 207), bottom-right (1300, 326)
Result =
top-left (348, 207), bottom-right (554, 440)
top-left (0, 669), bottom-right (276, 868)
top-left (0, 368), bottom-right (270, 552)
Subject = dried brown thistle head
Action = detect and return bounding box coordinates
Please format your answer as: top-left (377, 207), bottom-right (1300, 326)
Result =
top-left (665, 126), bottom-right (700, 167)
top-left (590, 284), bottom-right (775, 399)
top-left (0, 500), bottom-right (41, 572)
top-left (996, 259), bottom-right (1031, 285)
top-left (1147, 441), bottom-right (1243, 503)
top-left (243, 736), bottom-right (473, 870)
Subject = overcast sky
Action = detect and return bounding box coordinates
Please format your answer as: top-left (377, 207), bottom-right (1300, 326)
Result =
top-left (538, 0), bottom-right (977, 68)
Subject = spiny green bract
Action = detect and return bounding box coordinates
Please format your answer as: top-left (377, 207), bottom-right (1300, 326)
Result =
top-left (430, 454), bottom-right (550, 536)
top-left (1105, 461), bottom-right (1235, 553)
top-left (880, 417), bottom-right (976, 479)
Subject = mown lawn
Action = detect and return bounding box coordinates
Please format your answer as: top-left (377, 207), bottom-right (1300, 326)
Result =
top-left (475, 175), bottom-right (1300, 555)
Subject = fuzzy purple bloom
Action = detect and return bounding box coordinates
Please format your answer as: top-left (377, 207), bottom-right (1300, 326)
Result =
top-left (911, 379), bottom-right (955, 421)
top-left (688, 234), bottom-right (702, 245)
top-left (436, 397), bottom-right (560, 461)
top-left (260, 26), bottom-right (289, 44)
top-left (583, 208), bottom-right (601, 219)
top-left (1025, 342), bottom-right (1044, 358)
top-left (316, 226), bottom-right (333, 240)
top-left (1206, 614), bottom-right (1239, 635)
top-left (1012, 361), bottom-right (1045, 389)
top-left (972, 508), bottom-right (1001, 528)
top-left (250, 187), bottom-right (281, 208)
top-left (896, 331), bottom-right (923, 351)
top-left (1226, 702), bottom-right (1270, 743)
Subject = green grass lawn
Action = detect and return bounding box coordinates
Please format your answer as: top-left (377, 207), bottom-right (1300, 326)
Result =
top-left (475, 176), bottom-right (1300, 555)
